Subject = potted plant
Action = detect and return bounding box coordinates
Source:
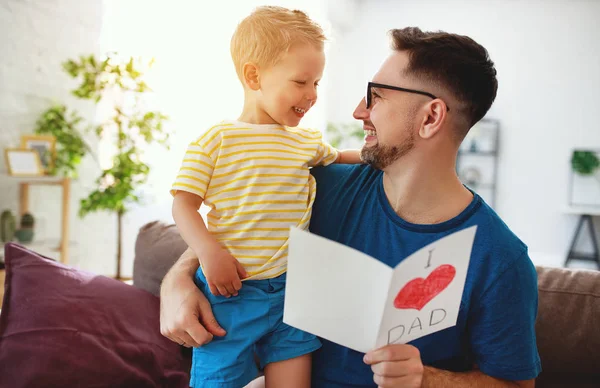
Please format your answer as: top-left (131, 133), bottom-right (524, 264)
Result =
top-left (63, 53), bottom-right (169, 279)
top-left (572, 151), bottom-right (600, 182)
top-left (15, 213), bottom-right (35, 243)
top-left (570, 150), bottom-right (600, 206)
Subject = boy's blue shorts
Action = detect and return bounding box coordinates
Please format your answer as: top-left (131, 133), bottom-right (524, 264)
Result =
top-left (190, 269), bottom-right (322, 388)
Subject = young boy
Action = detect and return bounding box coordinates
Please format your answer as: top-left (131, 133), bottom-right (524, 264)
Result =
top-left (170, 6), bottom-right (361, 388)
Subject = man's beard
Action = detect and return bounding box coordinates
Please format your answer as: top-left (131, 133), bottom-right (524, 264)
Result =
top-left (360, 133), bottom-right (415, 170)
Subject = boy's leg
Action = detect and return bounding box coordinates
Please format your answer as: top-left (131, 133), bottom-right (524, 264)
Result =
top-left (264, 353), bottom-right (312, 388)
top-left (191, 269), bottom-right (267, 388)
top-left (254, 273), bottom-right (321, 388)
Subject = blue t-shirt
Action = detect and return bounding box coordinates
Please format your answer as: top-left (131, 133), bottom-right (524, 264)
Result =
top-left (308, 164), bottom-right (542, 387)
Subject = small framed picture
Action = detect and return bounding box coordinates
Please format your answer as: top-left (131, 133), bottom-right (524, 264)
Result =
top-left (4, 149), bottom-right (44, 176)
top-left (21, 135), bottom-right (56, 174)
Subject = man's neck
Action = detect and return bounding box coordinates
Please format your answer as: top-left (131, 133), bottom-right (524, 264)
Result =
top-left (381, 151), bottom-right (473, 225)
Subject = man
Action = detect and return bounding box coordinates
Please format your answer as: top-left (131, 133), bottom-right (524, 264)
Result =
top-left (160, 27), bottom-right (541, 387)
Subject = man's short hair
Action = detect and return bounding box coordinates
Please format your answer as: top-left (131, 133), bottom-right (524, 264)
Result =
top-left (230, 6), bottom-right (326, 82)
top-left (389, 27), bottom-right (498, 131)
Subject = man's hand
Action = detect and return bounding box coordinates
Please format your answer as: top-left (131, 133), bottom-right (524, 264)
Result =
top-left (364, 344), bottom-right (424, 388)
top-left (200, 245), bottom-right (248, 297)
top-left (160, 248), bottom-right (227, 348)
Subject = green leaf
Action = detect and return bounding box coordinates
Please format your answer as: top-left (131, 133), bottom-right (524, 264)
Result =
top-left (572, 151), bottom-right (600, 175)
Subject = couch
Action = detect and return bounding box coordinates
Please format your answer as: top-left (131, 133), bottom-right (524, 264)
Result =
top-left (0, 220), bottom-right (598, 387)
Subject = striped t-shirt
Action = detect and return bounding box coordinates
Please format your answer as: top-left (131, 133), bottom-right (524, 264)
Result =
top-left (171, 120), bottom-right (338, 280)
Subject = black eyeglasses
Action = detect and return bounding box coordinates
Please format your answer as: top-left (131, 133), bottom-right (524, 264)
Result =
top-left (366, 81), bottom-right (450, 111)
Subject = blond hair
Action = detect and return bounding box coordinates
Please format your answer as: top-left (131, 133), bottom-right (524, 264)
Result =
top-left (230, 6), bottom-right (326, 82)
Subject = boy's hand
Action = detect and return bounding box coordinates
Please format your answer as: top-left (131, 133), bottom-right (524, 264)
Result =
top-left (200, 246), bottom-right (248, 297)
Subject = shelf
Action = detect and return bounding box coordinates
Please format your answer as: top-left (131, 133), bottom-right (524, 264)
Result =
top-left (0, 173), bottom-right (72, 264)
top-left (0, 173), bottom-right (69, 185)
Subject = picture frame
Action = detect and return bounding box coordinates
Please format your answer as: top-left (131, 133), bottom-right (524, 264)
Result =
top-left (21, 134), bottom-right (56, 174)
top-left (4, 149), bottom-right (44, 177)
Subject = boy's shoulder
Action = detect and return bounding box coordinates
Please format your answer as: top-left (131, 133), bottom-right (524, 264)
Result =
top-left (191, 121), bottom-right (236, 143)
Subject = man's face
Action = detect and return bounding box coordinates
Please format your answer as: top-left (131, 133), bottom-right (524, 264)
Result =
top-left (258, 43), bottom-right (325, 127)
top-left (357, 51), bottom-right (431, 170)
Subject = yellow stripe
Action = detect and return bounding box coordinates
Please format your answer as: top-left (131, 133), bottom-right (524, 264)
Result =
top-left (283, 129), bottom-right (320, 141)
top-left (237, 255), bottom-right (273, 259)
top-left (182, 158), bottom-right (213, 170)
top-left (323, 151), bottom-right (337, 164)
top-left (178, 167), bottom-right (210, 177)
top-left (214, 182), bottom-right (307, 196)
top-left (208, 142), bottom-right (220, 158)
top-left (185, 149), bottom-right (211, 158)
top-left (212, 227), bottom-right (291, 235)
top-left (209, 209), bottom-right (306, 219)
top-left (215, 125), bottom-right (318, 141)
top-left (212, 191), bottom-right (306, 204)
top-left (212, 164), bottom-right (304, 180)
top-left (239, 262), bottom-right (270, 267)
top-left (195, 123), bottom-right (232, 145)
top-left (215, 126), bottom-right (282, 132)
top-left (172, 182), bottom-right (206, 193)
top-left (176, 174), bottom-right (209, 185)
top-left (220, 147), bottom-right (314, 160)
top-left (247, 265), bottom-right (287, 278)
top-left (220, 141), bottom-right (317, 152)
top-left (224, 132), bottom-right (320, 145)
top-left (218, 200), bottom-right (306, 211)
top-left (217, 236), bottom-right (288, 241)
top-left (208, 218), bottom-right (302, 227)
top-left (218, 155), bottom-right (307, 169)
top-left (227, 245), bottom-right (286, 250)
top-left (209, 174), bottom-right (308, 189)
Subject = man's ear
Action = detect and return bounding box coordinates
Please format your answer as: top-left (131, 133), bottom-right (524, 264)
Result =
top-left (419, 99), bottom-right (447, 139)
top-left (243, 62), bottom-right (260, 91)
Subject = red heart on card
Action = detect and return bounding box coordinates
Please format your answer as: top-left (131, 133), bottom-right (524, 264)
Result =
top-left (394, 264), bottom-right (456, 310)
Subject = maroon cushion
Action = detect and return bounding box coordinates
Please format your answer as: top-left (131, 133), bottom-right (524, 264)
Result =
top-left (0, 243), bottom-right (191, 388)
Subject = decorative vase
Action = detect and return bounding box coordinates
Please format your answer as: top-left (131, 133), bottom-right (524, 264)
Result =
top-left (15, 212), bottom-right (35, 243)
top-left (15, 229), bottom-right (34, 243)
top-left (1, 210), bottom-right (16, 243)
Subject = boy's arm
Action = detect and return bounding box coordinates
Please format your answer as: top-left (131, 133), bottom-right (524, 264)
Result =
top-left (172, 192), bottom-right (217, 255)
top-left (335, 149), bottom-right (362, 164)
top-left (172, 192), bottom-right (247, 296)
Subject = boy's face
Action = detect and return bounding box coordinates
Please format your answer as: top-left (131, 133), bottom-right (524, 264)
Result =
top-left (258, 43), bottom-right (325, 127)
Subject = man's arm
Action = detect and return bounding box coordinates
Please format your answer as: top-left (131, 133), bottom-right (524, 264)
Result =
top-left (159, 246), bottom-right (226, 347)
top-left (423, 366), bottom-right (534, 388)
top-left (364, 344), bottom-right (535, 388)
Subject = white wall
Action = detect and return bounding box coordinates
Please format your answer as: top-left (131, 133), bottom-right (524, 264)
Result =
top-left (0, 0), bottom-right (119, 275)
top-left (324, 0), bottom-right (600, 267)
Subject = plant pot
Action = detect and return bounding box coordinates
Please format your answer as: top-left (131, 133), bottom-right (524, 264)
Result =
top-left (15, 228), bottom-right (34, 244)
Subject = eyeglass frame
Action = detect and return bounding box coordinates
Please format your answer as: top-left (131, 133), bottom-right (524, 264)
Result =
top-left (366, 81), bottom-right (450, 111)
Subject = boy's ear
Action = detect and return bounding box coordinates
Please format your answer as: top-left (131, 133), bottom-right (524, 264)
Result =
top-left (243, 62), bottom-right (260, 91)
